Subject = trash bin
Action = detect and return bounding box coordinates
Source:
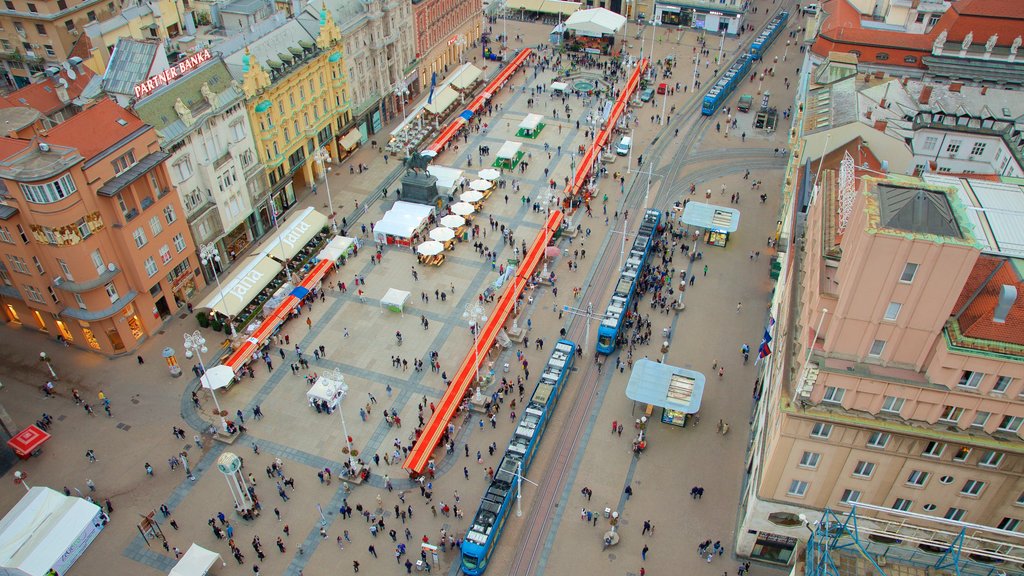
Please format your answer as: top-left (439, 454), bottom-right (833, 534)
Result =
top-left (604, 507), bottom-right (611, 518)
top-left (503, 363), bottom-right (510, 373)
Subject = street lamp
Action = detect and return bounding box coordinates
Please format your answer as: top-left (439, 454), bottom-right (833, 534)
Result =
top-left (313, 147), bottom-right (337, 232)
top-left (717, 29), bottom-right (725, 64)
top-left (39, 352), bottom-right (56, 379)
top-left (325, 368), bottom-right (358, 470)
top-left (13, 471), bottom-right (29, 492)
top-left (561, 302), bottom-right (608, 355)
top-left (463, 303), bottom-right (488, 401)
top-left (199, 243), bottom-right (235, 337)
top-left (393, 79), bottom-right (409, 120)
top-left (454, 35), bottom-right (468, 63)
top-left (784, 39), bottom-right (791, 62)
top-left (183, 330), bottom-right (227, 432)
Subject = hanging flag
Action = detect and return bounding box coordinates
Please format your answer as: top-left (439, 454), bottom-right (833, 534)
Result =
top-left (427, 72), bottom-right (437, 104)
top-left (754, 322), bottom-right (774, 365)
top-left (758, 341), bottom-right (772, 359)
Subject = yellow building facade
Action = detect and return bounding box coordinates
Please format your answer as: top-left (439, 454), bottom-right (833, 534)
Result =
top-left (236, 7), bottom-right (352, 218)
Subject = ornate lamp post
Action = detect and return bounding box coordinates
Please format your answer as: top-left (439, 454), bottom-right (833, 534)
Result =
top-left (183, 330), bottom-right (227, 432)
top-left (39, 352), bottom-right (56, 379)
top-left (324, 368), bottom-right (358, 470)
top-left (313, 147), bottom-right (337, 232)
top-left (199, 243), bottom-right (235, 337)
top-left (463, 302), bottom-right (488, 401)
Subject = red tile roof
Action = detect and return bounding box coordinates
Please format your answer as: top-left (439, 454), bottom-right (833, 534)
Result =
top-left (44, 99), bottom-right (147, 162)
top-left (815, 0), bottom-right (933, 52)
top-left (0, 137), bottom-right (28, 161)
top-left (953, 255), bottom-right (1024, 348)
top-left (0, 67), bottom-right (95, 116)
top-left (951, 0), bottom-right (1024, 19)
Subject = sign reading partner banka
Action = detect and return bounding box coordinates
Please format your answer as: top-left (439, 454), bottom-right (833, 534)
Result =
top-left (133, 49), bottom-right (213, 99)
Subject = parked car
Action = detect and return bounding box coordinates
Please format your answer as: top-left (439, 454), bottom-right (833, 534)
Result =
top-left (640, 88), bottom-right (655, 102)
top-left (802, 3), bottom-right (819, 14)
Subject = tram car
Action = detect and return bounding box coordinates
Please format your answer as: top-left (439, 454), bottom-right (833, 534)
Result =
top-left (750, 11), bottom-right (789, 60)
top-left (596, 209), bottom-right (662, 355)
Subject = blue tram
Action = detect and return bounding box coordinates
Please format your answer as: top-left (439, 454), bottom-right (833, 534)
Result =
top-left (750, 11), bottom-right (789, 60)
top-left (700, 53), bottom-right (752, 116)
top-left (595, 209), bottom-right (661, 355)
top-left (460, 339), bottom-right (578, 575)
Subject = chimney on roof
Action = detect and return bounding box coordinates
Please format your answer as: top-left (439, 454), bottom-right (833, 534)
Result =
top-left (981, 86), bottom-right (988, 95)
top-left (901, 77), bottom-right (908, 86)
top-left (879, 98), bottom-right (887, 108)
top-left (55, 78), bottom-right (69, 104)
top-left (919, 85), bottom-right (933, 104)
top-left (865, 110), bottom-right (872, 119)
top-left (873, 120), bottom-right (888, 132)
top-left (994, 285), bottom-right (1018, 323)
top-left (949, 82), bottom-right (962, 92)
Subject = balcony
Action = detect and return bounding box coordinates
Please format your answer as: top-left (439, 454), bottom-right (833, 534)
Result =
top-left (124, 208), bottom-right (139, 222)
top-left (60, 291), bottom-right (138, 322)
top-left (54, 264), bottom-right (121, 294)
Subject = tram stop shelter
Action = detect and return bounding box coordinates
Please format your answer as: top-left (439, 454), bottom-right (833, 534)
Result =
top-left (494, 141), bottom-right (523, 169)
top-left (517, 114), bottom-right (545, 138)
top-left (625, 359), bottom-right (705, 427)
top-left (168, 543), bottom-right (225, 576)
top-left (680, 202), bottom-right (740, 248)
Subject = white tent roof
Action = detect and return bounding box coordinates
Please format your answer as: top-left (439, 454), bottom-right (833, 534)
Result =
top-left (318, 236), bottom-right (355, 262)
top-left (0, 487), bottom-right (103, 576)
top-left (262, 207), bottom-right (328, 261)
top-left (307, 374), bottom-right (347, 405)
top-left (381, 288), bottom-right (410, 313)
top-left (425, 86), bottom-right (459, 115)
top-left (551, 81), bottom-right (569, 91)
top-left (373, 201), bottom-right (434, 242)
top-left (519, 113), bottom-right (543, 131)
top-left (201, 365), bottom-right (236, 390)
top-left (496, 141), bottom-right (522, 160)
top-left (427, 165), bottom-right (465, 189)
top-left (565, 8), bottom-right (625, 37)
top-left (450, 64), bottom-right (482, 90)
top-left (169, 544), bottom-right (224, 576)
top-left (196, 253), bottom-right (283, 317)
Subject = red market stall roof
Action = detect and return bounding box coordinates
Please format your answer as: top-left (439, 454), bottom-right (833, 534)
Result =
top-left (7, 425), bottom-right (50, 457)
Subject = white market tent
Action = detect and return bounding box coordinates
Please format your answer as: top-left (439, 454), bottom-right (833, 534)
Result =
top-left (306, 374), bottom-right (347, 410)
top-left (168, 544), bottom-right (225, 576)
top-left (450, 64), bottom-right (483, 91)
top-left (519, 113), bottom-right (544, 132)
top-left (0, 487), bottom-right (103, 576)
top-left (550, 81), bottom-right (569, 93)
top-left (201, 365), bottom-right (235, 391)
top-left (424, 86), bottom-right (459, 115)
top-left (427, 165), bottom-right (465, 190)
top-left (496, 141), bottom-right (522, 161)
top-left (381, 288), bottom-right (410, 314)
top-left (565, 8), bottom-right (626, 37)
top-left (318, 236), bottom-right (356, 263)
top-left (373, 201), bottom-right (434, 244)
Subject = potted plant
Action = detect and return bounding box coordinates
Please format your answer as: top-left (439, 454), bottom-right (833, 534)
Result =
top-left (196, 311), bottom-right (210, 328)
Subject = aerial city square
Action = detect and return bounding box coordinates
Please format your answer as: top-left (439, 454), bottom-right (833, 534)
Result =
top-left (0, 0), bottom-right (1020, 575)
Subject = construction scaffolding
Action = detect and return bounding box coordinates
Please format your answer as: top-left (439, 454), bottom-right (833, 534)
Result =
top-left (805, 504), bottom-right (1024, 576)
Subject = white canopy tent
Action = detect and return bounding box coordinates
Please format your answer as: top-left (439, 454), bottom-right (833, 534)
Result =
top-left (306, 374), bottom-right (347, 410)
top-left (519, 113), bottom-right (544, 132)
top-left (380, 288), bottom-right (410, 314)
top-left (550, 81), bottom-right (569, 93)
top-left (424, 86), bottom-right (459, 115)
top-left (373, 201), bottom-right (435, 244)
top-left (0, 487), bottom-right (104, 576)
top-left (168, 544), bottom-right (225, 576)
top-left (318, 236), bottom-right (356, 263)
top-left (450, 64), bottom-right (482, 90)
top-left (427, 165), bottom-right (465, 190)
top-left (201, 365), bottom-right (236, 390)
top-left (496, 141), bottom-right (522, 161)
top-left (565, 7), bottom-right (626, 37)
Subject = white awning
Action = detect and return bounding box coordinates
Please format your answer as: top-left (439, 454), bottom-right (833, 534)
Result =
top-left (565, 7), bottom-right (626, 37)
top-left (201, 365), bottom-right (235, 391)
top-left (197, 253), bottom-right (284, 317)
top-left (169, 544), bottom-right (225, 576)
top-left (381, 288), bottom-right (410, 314)
top-left (496, 140), bottom-right (522, 160)
top-left (551, 81), bottom-right (569, 92)
top-left (519, 113), bottom-right (544, 131)
top-left (338, 128), bottom-right (361, 151)
top-left (263, 207), bottom-right (329, 261)
top-left (319, 236), bottom-right (356, 262)
top-left (425, 86), bottom-right (459, 115)
top-left (450, 64), bottom-right (482, 91)
top-left (0, 487), bottom-right (103, 576)
top-left (427, 165), bottom-right (465, 189)
top-left (374, 201), bottom-right (434, 242)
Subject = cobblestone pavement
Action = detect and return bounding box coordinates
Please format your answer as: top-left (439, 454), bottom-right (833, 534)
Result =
top-left (0, 3), bottom-right (804, 575)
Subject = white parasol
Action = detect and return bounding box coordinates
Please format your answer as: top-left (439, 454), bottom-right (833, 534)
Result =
top-left (440, 214), bottom-right (466, 228)
top-left (461, 190), bottom-right (484, 203)
top-left (451, 202), bottom-right (475, 216)
top-left (429, 227), bottom-right (455, 242)
top-left (469, 179), bottom-right (493, 191)
top-left (417, 241), bottom-right (445, 256)
top-left (478, 168), bottom-right (500, 181)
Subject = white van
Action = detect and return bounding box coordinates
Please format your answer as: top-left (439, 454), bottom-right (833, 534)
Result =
top-left (616, 136), bottom-right (632, 156)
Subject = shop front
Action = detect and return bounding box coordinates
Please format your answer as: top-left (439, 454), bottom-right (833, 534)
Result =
top-left (750, 531), bottom-right (797, 564)
top-left (680, 202), bottom-right (740, 248)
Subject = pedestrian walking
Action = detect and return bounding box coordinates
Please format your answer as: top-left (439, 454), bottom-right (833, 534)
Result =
top-left (642, 544), bottom-right (649, 561)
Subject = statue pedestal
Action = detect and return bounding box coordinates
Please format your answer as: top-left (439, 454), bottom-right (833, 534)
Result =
top-left (400, 171), bottom-right (440, 207)
top-left (506, 323), bottom-right (527, 343)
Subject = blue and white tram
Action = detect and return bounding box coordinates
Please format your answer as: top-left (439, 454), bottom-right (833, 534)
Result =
top-left (700, 54), bottom-right (752, 116)
top-left (595, 209), bottom-right (661, 355)
top-left (460, 339), bottom-right (578, 575)
top-left (750, 11), bottom-right (789, 60)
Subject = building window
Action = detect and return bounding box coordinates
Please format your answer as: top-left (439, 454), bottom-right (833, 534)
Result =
top-left (997, 518), bottom-right (1020, 532)
top-left (144, 257), bottom-right (157, 277)
top-left (939, 405), bottom-right (964, 424)
top-left (903, 55), bottom-right (918, 64)
top-left (822, 386), bottom-right (845, 404)
top-left (43, 44), bottom-right (55, 57)
top-left (231, 121), bottom-right (246, 142)
top-left (993, 376), bottom-right (1012, 394)
top-left (149, 215), bottom-right (163, 237)
top-left (939, 475), bottom-right (955, 484)
top-left (867, 432), bottom-right (890, 448)
top-left (132, 227), bottom-right (148, 248)
top-left (6, 255), bottom-right (29, 274)
top-left (173, 233), bottom-right (186, 253)
top-left (875, 52), bottom-right (889, 61)
top-left (788, 480), bottom-right (809, 497)
top-left (922, 136), bottom-right (939, 151)
top-left (173, 157), bottom-right (194, 181)
top-left (31, 256), bottom-right (44, 275)
top-left (998, 415), bottom-right (1022, 432)
top-left (810, 422), bottom-right (832, 439)
top-left (953, 446), bottom-right (971, 462)
top-left (57, 258), bottom-right (72, 281)
top-left (20, 174), bottom-right (78, 204)
top-left (892, 498), bottom-right (913, 512)
top-left (47, 286), bottom-right (58, 303)
top-left (33, 23), bottom-right (43, 34)
top-left (868, 339), bottom-right (886, 357)
top-left (159, 244), bottom-right (171, 264)
top-left (945, 508), bottom-right (966, 521)
top-left (958, 370), bottom-right (984, 390)
top-left (883, 302), bottom-right (901, 321)
top-left (906, 470), bottom-right (929, 487)
top-left (64, 19), bottom-right (74, 31)
top-left (921, 441), bottom-right (945, 458)
top-left (74, 293), bottom-right (86, 309)
top-left (881, 396), bottom-right (904, 414)
top-left (23, 284), bottom-right (44, 303)
top-left (970, 142), bottom-right (986, 157)
top-left (900, 262), bottom-right (919, 283)
top-left (840, 489), bottom-right (861, 504)
top-left (799, 451), bottom-right (820, 469)
top-left (111, 150), bottom-right (136, 175)
top-left (978, 451), bottom-right (1003, 468)
top-left (86, 10), bottom-right (95, 20)
top-left (852, 461), bottom-right (875, 478)
top-left (946, 140), bottom-right (962, 155)
top-left (971, 411), bottom-right (990, 428)
top-left (164, 205), bottom-right (177, 225)
top-left (104, 282), bottom-right (118, 302)
top-left (0, 226), bottom-right (12, 244)
top-left (76, 218), bottom-right (91, 239)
